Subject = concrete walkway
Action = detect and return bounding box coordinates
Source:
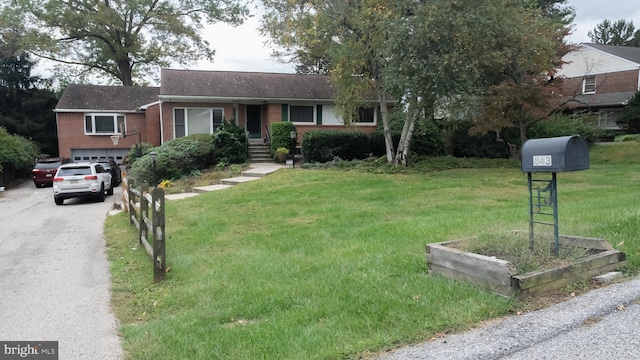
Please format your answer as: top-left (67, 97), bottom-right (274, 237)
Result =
top-left (165, 163), bottom-right (287, 200)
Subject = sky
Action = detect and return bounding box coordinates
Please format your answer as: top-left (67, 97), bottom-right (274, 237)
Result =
top-left (198, 0), bottom-right (640, 74)
top-left (32, 1), bottom-right (640, 80)
top-left (564, 0), bottom-right (640, 44)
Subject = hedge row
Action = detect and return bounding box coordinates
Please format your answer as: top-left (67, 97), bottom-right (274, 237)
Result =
top-left (302, 128), bottom-right (446, 163)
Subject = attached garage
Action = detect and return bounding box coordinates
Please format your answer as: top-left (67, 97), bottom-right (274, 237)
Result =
top-left (71, 149), bottom-right (129, 165)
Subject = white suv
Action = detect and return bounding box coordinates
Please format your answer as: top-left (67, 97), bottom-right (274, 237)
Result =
top-left (53, 162), bottom-right (113, 205)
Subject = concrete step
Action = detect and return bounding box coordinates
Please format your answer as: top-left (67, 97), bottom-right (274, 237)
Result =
top-left (192, 184), bottom-right (234, 193)
top-left (220, 176), bottom-right (262, 185)
top-left (249, 155), bottom-right (274, 162)
top-left (248, 143), bottom-right (272, 163)
top-left (242, 165), bottom-right (286, 177)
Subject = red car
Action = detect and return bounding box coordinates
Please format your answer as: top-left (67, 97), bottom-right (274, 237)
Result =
top-left (32, 157), bottom-right (71, 188)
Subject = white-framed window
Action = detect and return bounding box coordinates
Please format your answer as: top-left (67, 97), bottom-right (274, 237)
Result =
top-left (583, 75), bottom-right (596, 94)
top-left (290, 105), bottom-right (315, 123)
top-left (84, 113), bottom-right (125, 135)
top-left (174, 108), bottom-right (224, 138)
top-left (598, 110), bottom-right (622, 129)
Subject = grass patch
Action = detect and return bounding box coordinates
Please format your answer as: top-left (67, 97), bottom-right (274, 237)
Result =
top-left (105, 142), bottom-right (640, 359)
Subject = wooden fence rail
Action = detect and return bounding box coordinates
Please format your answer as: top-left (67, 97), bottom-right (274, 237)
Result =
top-left (122, 174), bottom-right (166, 283)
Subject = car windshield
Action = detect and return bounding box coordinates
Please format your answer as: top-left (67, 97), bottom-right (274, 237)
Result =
top-left (57, 166), bottom-right (92, 176)
top-left (34, 162), bottom-right (62, 170)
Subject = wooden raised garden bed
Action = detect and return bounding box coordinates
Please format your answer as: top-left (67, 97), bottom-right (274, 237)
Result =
top-left (425, 234), bottom-right (626, 297)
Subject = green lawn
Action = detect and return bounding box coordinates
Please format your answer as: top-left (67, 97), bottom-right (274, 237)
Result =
top-left (104, 142), bottom-right (640, 359)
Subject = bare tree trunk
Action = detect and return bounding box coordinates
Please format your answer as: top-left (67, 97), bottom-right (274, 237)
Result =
top-left (117, 56), bottom-right (134, 86)
top-left (394, 102), bottom-right (420, 166)
top-left (376, 77), bottom-right (395, 163)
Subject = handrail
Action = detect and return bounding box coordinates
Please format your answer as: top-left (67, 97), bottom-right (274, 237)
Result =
top-left (265, 125), bottom-right (271, 145)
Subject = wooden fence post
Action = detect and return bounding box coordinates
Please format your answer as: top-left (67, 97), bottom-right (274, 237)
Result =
top-left (140, 183), bottom-right (149, 247)
top-left (122, 176), bottom-right (166, 283)
top-left (152, 187), bottom-right (166, 283)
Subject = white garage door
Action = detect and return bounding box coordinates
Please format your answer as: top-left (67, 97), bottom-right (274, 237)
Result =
top-left (71, 149), bottom-right (129, 165)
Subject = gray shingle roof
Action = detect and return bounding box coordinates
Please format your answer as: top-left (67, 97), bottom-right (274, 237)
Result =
top-left (584, 43), bottom-right (640, 64)
top-left (160, 69), bottom-right (337, 101)
top-left (55, 84), bottom-right (160, 112)
top-left (569, 91), bottom-right (635, 108)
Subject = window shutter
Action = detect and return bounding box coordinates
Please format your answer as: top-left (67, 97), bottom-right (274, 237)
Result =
top-left (376, 106), bottom-right (382, 125)
top-left (317, 105), bottom-right (322, 125)
top-left (282, 104), bottom-right (289, 121)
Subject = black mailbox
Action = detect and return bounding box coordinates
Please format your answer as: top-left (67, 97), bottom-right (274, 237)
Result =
top-left (521, 135), bottom-right (589, 172)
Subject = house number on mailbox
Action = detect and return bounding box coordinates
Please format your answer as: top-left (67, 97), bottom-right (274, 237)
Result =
top-left (533, 155), bottom-right (552, 166)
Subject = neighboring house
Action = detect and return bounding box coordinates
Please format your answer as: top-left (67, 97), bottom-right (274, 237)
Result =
top-left (55, 70), bottom-right (389, 164)
top-left (559, 43), bottom-right (640, 130)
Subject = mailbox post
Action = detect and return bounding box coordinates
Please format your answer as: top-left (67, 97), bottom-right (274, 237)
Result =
top-left (521, 136), bottom-right (589, 256)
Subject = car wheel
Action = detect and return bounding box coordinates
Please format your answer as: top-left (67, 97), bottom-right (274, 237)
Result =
top-left (97, 184), bottom-right (106, 202)
top-left (54, 197), bottom-right (64, 205)
top-left (35, 183), bottom-right (43, 188)
top-left (107, 183), bottom-right (114, 196)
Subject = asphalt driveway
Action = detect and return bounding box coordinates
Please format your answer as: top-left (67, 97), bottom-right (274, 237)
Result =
top-left (0, 181), bottom-right (123, 359)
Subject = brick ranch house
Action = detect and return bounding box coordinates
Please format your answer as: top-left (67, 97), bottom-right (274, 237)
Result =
top-left (559, 43), bottom-right (640, 130)
top-left (54, 69), bottom-right (391, 165)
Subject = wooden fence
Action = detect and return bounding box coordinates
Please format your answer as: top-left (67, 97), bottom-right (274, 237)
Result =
top-left (122, 174), bottom-right (166, 283)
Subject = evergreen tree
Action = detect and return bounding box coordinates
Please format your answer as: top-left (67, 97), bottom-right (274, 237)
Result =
top-left (0, 50), bottom-right (58, 156)
top-left (617, 91), bottom-right (640, 133)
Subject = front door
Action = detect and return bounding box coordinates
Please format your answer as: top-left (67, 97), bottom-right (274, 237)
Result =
top-left (246, 105), bottom-right (261, 139)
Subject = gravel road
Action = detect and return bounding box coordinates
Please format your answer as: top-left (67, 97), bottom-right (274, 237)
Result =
top-left (375, 275), bottom-right (640, 360)
top-left (0, 181), bottom-right (123, 359)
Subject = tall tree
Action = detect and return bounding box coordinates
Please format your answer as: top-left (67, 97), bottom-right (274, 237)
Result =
top-left (468, 0), bottom-right (573, 159)
top-left (0, 36), bottom-right (58, 156)
top-left (1, 0), bottom-right (249, 86)
top-left (261, 0), bottom-right (568, 165)
top-left (588, 19), bottom-right (640, 46)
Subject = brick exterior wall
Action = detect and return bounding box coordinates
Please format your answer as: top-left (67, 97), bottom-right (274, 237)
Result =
top-left (58, 100), bottom-right (386, 157)
top-left (56, 111), bottom-right (149, 159)
top-left (561, 69), bottom-right (640, 97)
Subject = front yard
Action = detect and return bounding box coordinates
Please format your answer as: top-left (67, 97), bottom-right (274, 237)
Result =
top-left (104, 143), bottom-right (640, 359)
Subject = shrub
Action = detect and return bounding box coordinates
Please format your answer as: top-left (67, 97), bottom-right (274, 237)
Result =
top-left (451, 122), bottom-right (513, 159)
top-left (410, 120), bottom-right (446, 156)
top-left (614, 134), bottom-right (640, 142)
top-left (302, 130), bottom-right (370, 163)
top-left (270, 122), bottom-right (297, 158)
top-left (125, 142), bottom-right (155, 166)
top-left (616, 90), bottom-right (640, 133)
top-left (0, 127), bottom-right (39, 173)
top-left (213, 120), bottom-right (248, 165)
top-left (369, 131), bottom-right (400, 157)
top-left (165, 134), bottom-right (215, 170)
top-left (128, 146), bottom-right (182, 185)
top-left (127, 135), bottom-right (215, 184)
top-left (528, 113), bottom-right (604, 146)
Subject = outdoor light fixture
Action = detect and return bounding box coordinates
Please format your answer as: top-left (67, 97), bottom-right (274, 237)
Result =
top-left (110, 124), bottom-right (142, 157)
top-left (290, 130), bottom-right (297, 169)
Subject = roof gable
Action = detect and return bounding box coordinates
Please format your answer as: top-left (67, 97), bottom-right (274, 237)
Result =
top-left (160, 69), bottom-right (337, 101)
top-left (585, 43), bottom-right (640, 64)
top-left (559, 43), bottom-right (640, 78)
top-left (55, 85), bottom-right (160, 112)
